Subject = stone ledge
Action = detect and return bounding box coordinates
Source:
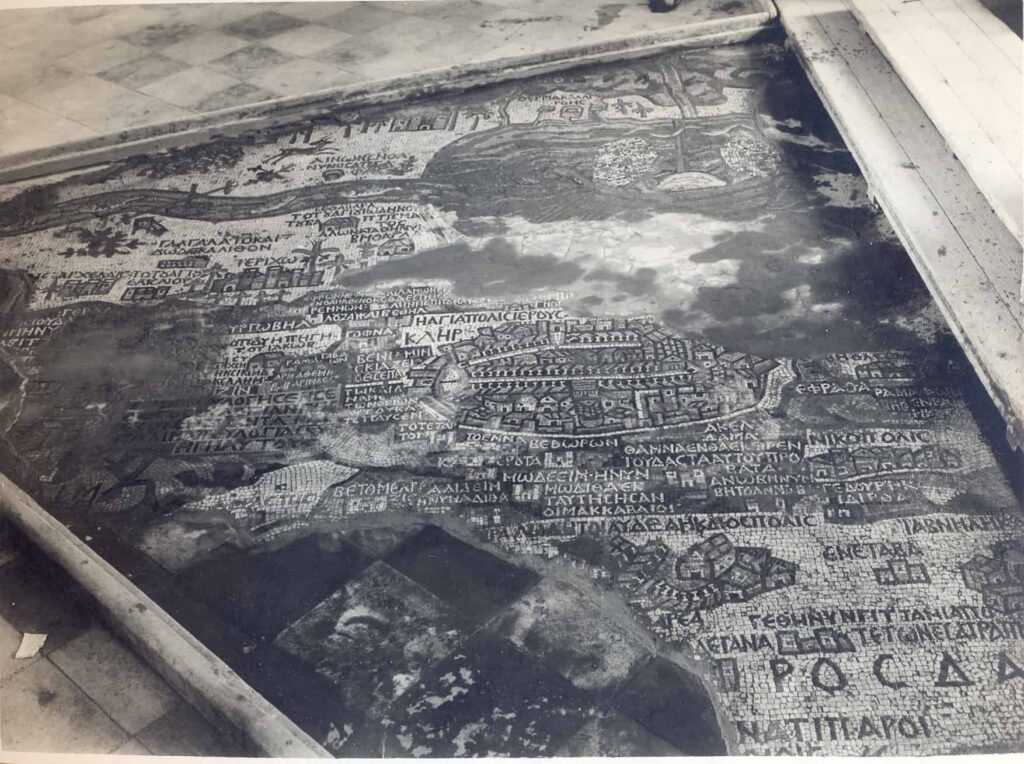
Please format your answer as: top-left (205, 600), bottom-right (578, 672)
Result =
top-left (0, 473), bottom-right (331, 759)
top-left (0, 4), bottom-right (777, 185)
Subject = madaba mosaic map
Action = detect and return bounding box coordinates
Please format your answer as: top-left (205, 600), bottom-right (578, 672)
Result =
top-left (0, 41), bottom-right (1022, 756)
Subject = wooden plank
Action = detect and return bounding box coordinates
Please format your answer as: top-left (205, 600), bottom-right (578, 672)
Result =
top-left (848, 0), bottom-right (1023, 243)
top-left (907, 0), bottom-right (1022, 114)
top-left (946, 0), bottom-right (1023, 67)
top-left (923, 0), bottom-right (1023, 108)
top-left (0, 473), bottom-right (332, 760)
top-left (809, 3), bottom-right (1023, 310)
top-left (777, 0), bottom-right (1024, 445)
top-left (814, 8), bottom-right (1022, 308)
top-left (857, 0), bottom-right (1021, 169)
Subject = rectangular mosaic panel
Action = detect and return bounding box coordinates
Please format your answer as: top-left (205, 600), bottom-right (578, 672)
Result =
top-left (0, 41), bottom-right (1021, 756)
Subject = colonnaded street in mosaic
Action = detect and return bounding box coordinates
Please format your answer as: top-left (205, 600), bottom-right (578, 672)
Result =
top-left (0, 41), bottom-right (1022, 756)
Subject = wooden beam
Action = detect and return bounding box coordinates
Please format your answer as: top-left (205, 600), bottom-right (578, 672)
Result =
top-left (777, 0), bottom-right (1024, 445)
top-left (846, 0), bottom-right (1023, 244)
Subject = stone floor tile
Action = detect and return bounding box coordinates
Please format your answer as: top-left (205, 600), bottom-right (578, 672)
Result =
top-left (613, 656), bottom-right (726, 756)
top-left (0, 59), bottom-right (82, 100)
top-left (192, 82), bottom-right (281, 112)
top-left (402, 0), bottom-right (509, 25)
top-left (412, 24), bottom-right (513, 63)
top-left (0, 0), bottom-right (769, 161)
top-left (0, 614), bottom-right (39, 681)
top-left (138, 66), bottom-right (243, 110)
top-left (111, 738), bottom-right (152, 755)
top-left (121, 21), bottom-right (205, 51)
top-left (319, 4), bottom-right (410, 35)
top-left (261, 23), bottom-right (353, 56)
top-left (350, 52), bottom-right (454, 80)
top-left (364, 11), bottom-right (456, 46)
top-left (312, 37), bottom-right (390, 72)
top-left (271, 2), bottom-right (359, 22)
top-left (220, 10), bottom-right (309, 42)
top-left (160, 30), bottom-right (251, 66)
top-left (135, 702), bottom-right (238, 757)
top-left (207, 45), bottom-right (295, 82)
top-left (3, 17), bottom-right (103, 51)
top-left (382, 0), bottom-right (454, 16)
top-left (0, 517), bottom-right (21, 569)
top-left (178, 533), bottom-right (368, 640)
top-left (488, 577), bottom-right (653, 693)
top-left (26, 76), bottom-right (192, 131)
top-left (453, 33), bottom-right (534, 64)
top-left (384, 525), bottom-right (539, 622)
top-left (388, 630), bottom-right (594, 756)
top-left (0, 659), bottom-right (129, 753)
top-left (59, 39), bottom-right (150, 75)
top-left (157, 2), bottom-right (262, 30)
top-left (275, 560), bottom-right (472, 718)
top-left (98, 54), bottom-right (191, 90)
top-left (0, 544), bottom-right (18, 569)
top-left (247, 58), bottom-right (365, 96)
top-left (233, 642), bottom-right (376, 755)
top-left (73, 4), bottom-right (175, 40)
top-left (0, 551), bottom-right (96, 654)
top-left (49, 626), bottom-right (179, 735)
top-left (556, 708), bottom-right (685, 756)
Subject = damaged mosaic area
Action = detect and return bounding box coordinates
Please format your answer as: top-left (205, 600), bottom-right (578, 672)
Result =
top-left (0, 42), bottom-right (1022, 756)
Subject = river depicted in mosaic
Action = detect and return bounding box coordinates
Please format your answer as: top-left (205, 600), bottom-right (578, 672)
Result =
top-left (0, 41), bottom-right (1021, 756)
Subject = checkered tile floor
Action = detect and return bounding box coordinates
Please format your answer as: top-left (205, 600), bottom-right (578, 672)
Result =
top-left (0, 0), bottom-right (761, 157)
top-left (0, 513), bottom-right (725, 755)
top-left (168, 522), bottom-right (725, 756)
top-left (0, 519), bottom-right (242, 755)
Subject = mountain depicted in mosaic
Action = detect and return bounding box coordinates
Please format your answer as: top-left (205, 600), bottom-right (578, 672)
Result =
top-left (0, 41), bottom-right (1021, 756)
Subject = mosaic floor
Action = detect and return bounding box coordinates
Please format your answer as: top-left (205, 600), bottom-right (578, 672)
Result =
top-left (0, 39), bottom-right (1022, 756)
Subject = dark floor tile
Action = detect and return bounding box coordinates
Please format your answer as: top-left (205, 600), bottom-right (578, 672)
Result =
top-left (384, 525), bottom-right (539, 621)
top-left (177, 533), bottom-right (368, 641)
top-left (0, 517), bottom-right (21, 569)
top-left (208, 45), bottom-right (294, 82)
top-left (275, 561), bottom-right (472, 718)
top-left (79, 524), bottom-right (253, 669)
top-left (613, 656), bottom-right (726, 756)
top-left (0, 550), bottom-right (96, 653)
top-left (319, 5), bottom-right (407, 35)
top-left (121, 22), bottom-right (204, 50)
top-left (238, 644), bottom-right (388, 756)
top-left (343, 523), bottom-right (422, 559)
top-left (312, 37), bottom-right (388, 70)
top-left (192, 82), bottom-right (278, 112)
top-left (388, 630), bottom-right (594, 756)
top-left (98, 54), bottom-right (190, 90)
top-left (557, 708), bottom-right (685, 756)
top-left (221, 11), bottom-right (308, 41)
